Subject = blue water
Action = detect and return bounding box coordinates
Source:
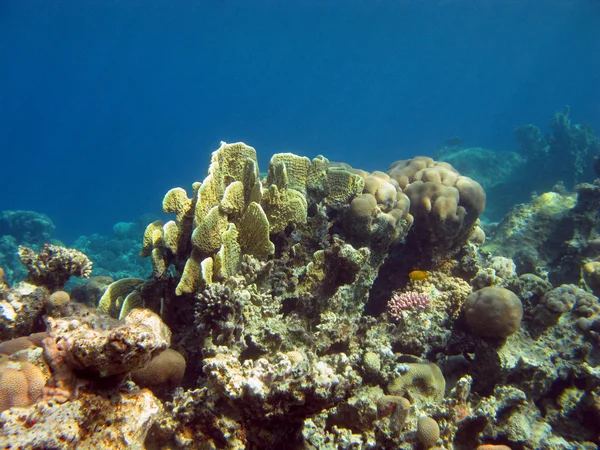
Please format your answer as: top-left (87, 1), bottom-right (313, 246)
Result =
top-left (1, 0), bottom-right (599, 242)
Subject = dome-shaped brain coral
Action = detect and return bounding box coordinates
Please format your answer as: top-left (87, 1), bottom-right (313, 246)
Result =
top-left (464, 286), bottom-right (523, 338)
top-left (0, 356), bottom-right (46, 412)
top-left (417, 416), bottom-right (441, 449)
top-left (130, 348), bottom-right (186, 390)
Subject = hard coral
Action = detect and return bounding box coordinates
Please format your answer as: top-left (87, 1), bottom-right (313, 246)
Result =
top-left (464, 287), bottom-right (523, 339)
top-left (18, 244), bottom-right (92, 290)
top-left (0, 210), bottom-right (55, 245)
top-left (131, 348), bottom-right (186, 390)
top-left (417, 416), bottom-right (441, 449)
top-left (387, 292), bottom-right (430, 320)
top-left (387, 157), bottom-right (485, 258)
top-left (0, 282), bottom-right (48, 341)
top-left (47, 309), bottom-right (171, 377)
top-left (0, 355), bottom-right (46, 412)
top-left (387, 362), bottom-right (446, 402)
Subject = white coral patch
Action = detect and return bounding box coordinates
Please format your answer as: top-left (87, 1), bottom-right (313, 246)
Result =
top-left (245, 376), bottom-right (266, 396)
top-left (0, 301), bottom-right (16, 321)
top-left (314, 361), bottom-right (339, 387)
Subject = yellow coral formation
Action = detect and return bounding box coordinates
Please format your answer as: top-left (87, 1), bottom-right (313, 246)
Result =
top-left (211, 141), bottom-right (258, 182)
top-left (261, 184), bottom-right (307, 234)
top-left (175, 251), bottom-right (203, 296)
top-left (387, 362), bottom-right (446, 400)
top-left (119, 290), bottom-right (144, 321)
top-left (141, 221), bottom-right (164, 258)
top-left (97, 278), bottom-right (144, 318)
top-left (162, 220), bottom-right (180, 254)
top-left (219, 181), bottom-right (246, 216)
top-left (192, 206), bottom-right (229, 254)
top-left (324, 167), bottom-right (365, 202)
top-left (267, 153), bottom-right (311, 193)
top-left (195, 173), bottom-right (223, 223)
top-left (162, 187), bottom-right (193, 223)
top-left (214, 224), bottom-right (242, 280)
top-left (306, 155), bottom-right (330, 195)
top-left (238, 202), bottom-right (275, 258)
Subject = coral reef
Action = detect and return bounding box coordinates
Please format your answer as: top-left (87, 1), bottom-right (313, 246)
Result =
top-left (71, 218), bottom-right (151, 281)
top-left (435, 108), bottom-right (600, 222)
top-left (1, 141), bottom-right (600, 449)
top-left (515, 107), bottom-right (600, 188)
top-left (0, 210), bottom-right (55, 246)
top-left (435, 147), bottom-right (527, 221)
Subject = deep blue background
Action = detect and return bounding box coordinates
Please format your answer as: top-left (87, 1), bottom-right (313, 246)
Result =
top-left (1, 0), bottom-right (599, 242)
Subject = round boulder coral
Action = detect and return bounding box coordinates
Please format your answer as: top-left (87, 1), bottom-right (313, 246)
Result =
top-left (417, 416), bottom-right (440, 449)
top-left (130, 348), bottom-right (186, 390)
top-left (464, 287), bottom-right (523, 338)
top-left (0, 357), bottom-right (46, 411)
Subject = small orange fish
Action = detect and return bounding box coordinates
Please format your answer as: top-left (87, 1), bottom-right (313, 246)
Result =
top-left (408, 270), bottom-right (430, 281)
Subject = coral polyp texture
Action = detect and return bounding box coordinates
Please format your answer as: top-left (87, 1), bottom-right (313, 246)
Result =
top-left (387, 291), bottom-right (431, 320)
top-left (2, 140), bottom-right (600, 449)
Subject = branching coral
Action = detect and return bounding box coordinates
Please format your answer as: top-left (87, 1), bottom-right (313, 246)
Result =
top-left (18, 244), bottom-right (92, 290)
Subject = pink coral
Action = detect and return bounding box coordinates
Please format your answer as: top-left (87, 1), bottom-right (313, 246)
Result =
top-left (387, 291), bottom-right (430, 320)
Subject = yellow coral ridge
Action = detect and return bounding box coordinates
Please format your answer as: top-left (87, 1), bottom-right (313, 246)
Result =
top-left (192, 206), bottom-right (229, 254)
top-left (195, 173), bottom-right (223, 225)
top-left (151, 248), bottom-right (167, 279)
top-left (267, 153), bottom-right (311, 193)
top-left (220, 181), bottom-right (246, 216)
top-left (238, 202), bottom-right (275, 257)
top-left (211, 142), bottom-right (258, 182)
top-left (162, 220), bottom-right (180, 254)
top-left (261, 185), bottom-right (307, 234)
top-left (97, 278), bottom-right (145, 317)
top-left (175, 250), bottom-right (202, 296)
top-left (325, 167), bottom-right (365, 202)
top-left (242, 157), bottom-right (262, 205)
top-left (387, 362), bottom-right (446, 400)
top-left (162, 187), bottom-right (192, 223)
top-left (140, 221), bottom-right (163, 258)
top-left (306, 155), bottom-right (330, 195)
top-left (214, 223), bottom-right (242, 280)
top-left (200, 256), bottom-right (214, 286)
top-left (119, 290), bottom-right (144, 320)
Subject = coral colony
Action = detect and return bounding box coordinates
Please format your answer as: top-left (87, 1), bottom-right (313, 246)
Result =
top-left (387, 292), bottom-right (431, 320)
top-left (1, 126), bottom-right (600, 449)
